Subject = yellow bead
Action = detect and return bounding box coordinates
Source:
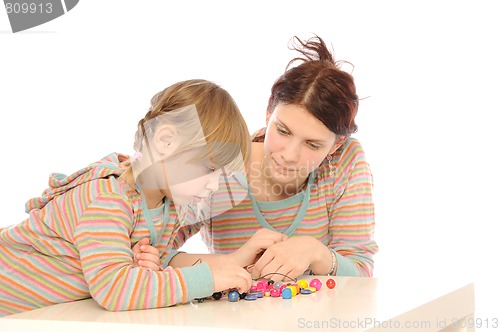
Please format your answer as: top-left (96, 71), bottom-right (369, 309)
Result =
top-left (286, 285), bottom-right (298, 296)
top-left (297, 279), bottom-right (309, 289)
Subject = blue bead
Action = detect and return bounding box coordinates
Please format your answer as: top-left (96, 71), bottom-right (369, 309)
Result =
top-left (228, 290), bottom-right (240, 302)
top-left (244, 294), bottom-right (258, 301)
top-left (254, 291), bottom-right (264, 298)
top-left (282, 288), bottom-right (292, 299)
top-left (300, 289), bottom-right (312, 295)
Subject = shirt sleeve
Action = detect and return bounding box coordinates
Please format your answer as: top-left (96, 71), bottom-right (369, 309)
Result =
top-left (161, 223), bottom-right (202, 269)
top-left (327, 140), bottom-right (379, 276)
top-left (74, 193), bottom-right (214, 311)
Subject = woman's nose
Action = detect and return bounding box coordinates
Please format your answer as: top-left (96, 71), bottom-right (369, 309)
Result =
top-left (281, 141), bottom-right (300, 164)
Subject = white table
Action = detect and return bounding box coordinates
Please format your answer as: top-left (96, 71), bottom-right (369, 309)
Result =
top-left (1, 275), bottom-right (475, 331)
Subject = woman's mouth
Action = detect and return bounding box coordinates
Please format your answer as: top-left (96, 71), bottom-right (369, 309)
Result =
top-left (272, 158), bottom-right (297, 174)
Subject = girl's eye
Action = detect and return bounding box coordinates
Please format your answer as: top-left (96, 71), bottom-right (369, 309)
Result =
top-left (206, 166), bottom-right (216, 173)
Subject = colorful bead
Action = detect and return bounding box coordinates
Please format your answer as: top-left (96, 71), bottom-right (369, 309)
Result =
top-left (286, 286), bottom-right (298, 297)
top-left (297, 279), bottom-right (308, 289)
top-left (212, 292), bottom-right (222, 300)
top-left (326, 278), bottom-right (336, 289)
top-left (282, 288), bottom-right (292, 299)
top-left (273, 281), bottom-right (284, 289)
top-left (300, 289), bottom-right (312, 295)
top-left (306, 287), bottom-right (316, 293)
top-left (244, 293), bottom-right (258, 301)
top-left (309, 278), bottom-right (322, 291)
top-left (264, 291), bottom-right (271, 297)
top-left (254, 291), bottom-right (264, 298)
top-left (270, 288), bottom-right (280, 297)
top-left (228, 290), bottom-right (240, 302)
top-left (257, 280), bottom-right (268, 292)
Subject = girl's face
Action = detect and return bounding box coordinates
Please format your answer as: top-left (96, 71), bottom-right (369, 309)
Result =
top-left (163, 148), bottom-right (223, 205)
top-left (264, 103), bottom-right (337, 186)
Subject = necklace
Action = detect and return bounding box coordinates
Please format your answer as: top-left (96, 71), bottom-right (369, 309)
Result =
top-left (248, 170), bottom-right (316, 237)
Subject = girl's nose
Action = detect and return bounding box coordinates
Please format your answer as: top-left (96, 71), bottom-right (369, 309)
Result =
top-left (205, 169), bottom-right (223, 193)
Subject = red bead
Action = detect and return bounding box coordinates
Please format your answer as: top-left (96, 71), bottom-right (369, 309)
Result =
top-left (326, 278), bottom-right (336, 289)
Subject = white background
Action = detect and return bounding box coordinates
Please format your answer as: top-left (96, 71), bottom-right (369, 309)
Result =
top-left (1, 0), bottom-right (498, 327)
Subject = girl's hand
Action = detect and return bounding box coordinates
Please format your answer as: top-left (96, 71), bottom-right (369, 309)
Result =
top-left (132, 238), bottom-right (161, 271)
top-left (229, 228), bottom-right (287, 268)
top-left (210, 264), bottom-right (252, 293)
top-left (251, 236), bottom-right (324, 281)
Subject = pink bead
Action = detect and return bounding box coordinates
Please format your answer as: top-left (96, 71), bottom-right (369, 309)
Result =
top-left (257, 280), bottom-right (268, 292)
top-left (270, 288), bottom-right (280, 297)
top-left (250, 285), bottom-right (258, 292)
top-left (309, 278), bottom-right (322, 291)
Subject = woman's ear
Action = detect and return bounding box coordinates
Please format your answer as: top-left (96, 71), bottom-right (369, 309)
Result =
top-left (329, 136), bottom-right (347, 154)
top-left (154, 124), bottom-right (177, 156)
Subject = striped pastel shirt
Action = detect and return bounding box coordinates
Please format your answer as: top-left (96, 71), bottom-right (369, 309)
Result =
top-left (173, 129), bottom-right (378, 276)
top-left (0, 153), bottom-right (213, 317)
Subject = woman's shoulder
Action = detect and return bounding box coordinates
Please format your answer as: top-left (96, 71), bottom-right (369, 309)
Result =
top-left (315, 137), bottom-right (370, 184)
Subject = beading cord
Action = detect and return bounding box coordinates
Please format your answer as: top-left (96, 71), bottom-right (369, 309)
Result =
top-left (245, 263), bottom-right (297, 283)
top-left (191, 262), bottom-right (298, 303)
top-left (253, 272), bottom-right (297, 283)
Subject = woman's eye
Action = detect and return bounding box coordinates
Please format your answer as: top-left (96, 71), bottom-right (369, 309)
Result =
top-left (276, 126), bottom-right (289, 135)
top-left (307, 143), bottom-right (321, 150)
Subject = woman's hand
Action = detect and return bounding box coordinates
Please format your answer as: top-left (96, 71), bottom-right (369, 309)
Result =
top-left (228, 228), bottom-right (288, 268)
top-left (132, 238), bottom-right (162, 271)
top-left (251, 236), bottom-right (326, 281)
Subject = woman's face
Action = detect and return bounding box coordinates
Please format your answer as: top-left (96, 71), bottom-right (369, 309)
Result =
top-left (263, 103), bottom-right (337, 186)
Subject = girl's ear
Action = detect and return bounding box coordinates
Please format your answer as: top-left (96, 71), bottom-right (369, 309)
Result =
top-left (154, 124), bottom-right (178, 156)
top-left (329, 136), bottom-right (347, 154)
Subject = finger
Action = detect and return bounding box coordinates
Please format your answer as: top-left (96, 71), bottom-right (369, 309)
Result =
top-left (139, 245), bottom-right (160, 257)
top-left (137, 260), bottom-right (160, 271)
top-left (252, 250), bottom-right (276, 279)
top-left (136, 252), bottom-right (160, 265)
top-left (267, 265), bottom-right (293, 283)
top-left (252, 239), bottom-right (279, 252)
top-left (138, 237), bottom-right (150, 246)
top-left (236, 269), bottom-right (252, 292)
top-left (132, 238), bottom-right (150, 254)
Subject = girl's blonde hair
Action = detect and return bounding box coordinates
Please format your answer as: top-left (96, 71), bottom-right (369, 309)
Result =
top-left (134, 79), bottom-right (250, 172)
